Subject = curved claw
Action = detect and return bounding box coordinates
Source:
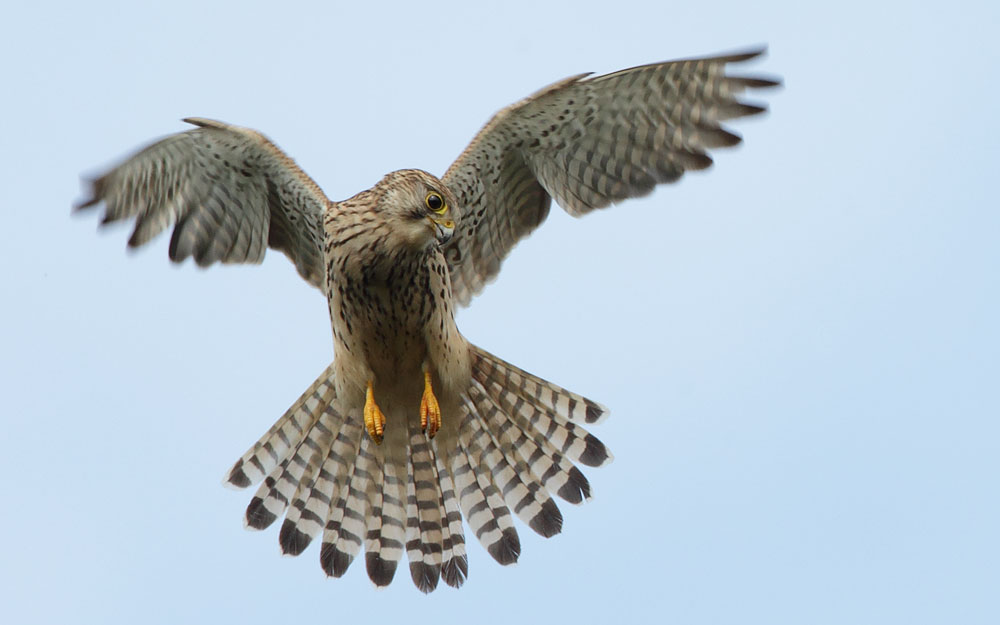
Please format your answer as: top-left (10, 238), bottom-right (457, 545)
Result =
top-left (364, 380), bottom-right (386, 444)
top-left (420, 370), bottom-right (441, 438)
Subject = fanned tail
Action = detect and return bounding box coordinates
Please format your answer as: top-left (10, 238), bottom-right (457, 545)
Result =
top-left (223, 348), bottom-right (610, 591)
top-left (224, 363), bottom-right (337, 491)
top-left (439, 346), bottom-right (612, 569)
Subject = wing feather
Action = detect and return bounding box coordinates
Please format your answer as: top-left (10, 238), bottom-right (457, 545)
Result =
top-left (77, 118), bottom-right (329, 289)
top-left (442, 48), bottom-right (780, 305)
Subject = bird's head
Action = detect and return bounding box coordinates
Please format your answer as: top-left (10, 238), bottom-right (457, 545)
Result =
top-left (375, 169), bottom-right (457, 251)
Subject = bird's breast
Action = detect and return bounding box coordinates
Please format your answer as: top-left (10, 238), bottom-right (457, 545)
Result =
top-left (328, 252), bottom-right (436, 373)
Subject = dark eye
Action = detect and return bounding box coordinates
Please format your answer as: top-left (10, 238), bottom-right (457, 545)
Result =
top-left (425, 192), bottom-right (446, 213)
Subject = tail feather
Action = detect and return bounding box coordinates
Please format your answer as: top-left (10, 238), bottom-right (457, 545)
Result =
top-left (244, 411), bottom-right (336, 530)
top-left (225, 364), bottom-right (336, 488)
top-left (361, 450), bottom-right (385, 581)
top-left (404, 471), bottom-right (435, 592)
top-left (365, 444), bottom-right (404, 587)
top-left (432, 449), bottom-right (468, 588)
top-left (470, 345), bottom-right (608, 424)
top-left (320, 435), bottom-right (375, 578)
top-left (468, 376), bottom-right (592, 504)
top-left (280, 415), bottom-right (361, 556)
top-left (471, 353), bottom-right (613, 468)
top-left (451, 408), bottom-right (521, 565)
top-left (226, 348), bottom-right (610, 590)
top-left (406, 429), bottom-right (444, 593)
top-left (465, 384), bottom-right (563, 538)
top-left (262, 413), bottom-right (333, 538)
top-left (490, 403), bottom-right (592, 504)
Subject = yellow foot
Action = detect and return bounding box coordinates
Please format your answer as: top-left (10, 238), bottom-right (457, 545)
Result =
top-left (364, 380), bottom-right (386, 444)
top-left (420, 370), bottom-right (442, 438)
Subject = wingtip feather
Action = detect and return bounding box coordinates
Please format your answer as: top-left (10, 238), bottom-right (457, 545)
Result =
top-left (719, 46), bottom-right (768, 63)
top-left (74, 196), bottom-right (100, 212)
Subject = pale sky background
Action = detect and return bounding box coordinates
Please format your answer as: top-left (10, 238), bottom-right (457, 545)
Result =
top-left (2, 1), bottom-right (997, 623)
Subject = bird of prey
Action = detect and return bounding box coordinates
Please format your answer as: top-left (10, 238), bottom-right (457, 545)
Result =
top-left (77, 49), bottom-right (778, 592)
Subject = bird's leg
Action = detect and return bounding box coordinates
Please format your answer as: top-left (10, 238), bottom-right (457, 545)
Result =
top-left (364, 380), bottom-right (386, 444)
top-left (419, 368), bottom-right (442, 438)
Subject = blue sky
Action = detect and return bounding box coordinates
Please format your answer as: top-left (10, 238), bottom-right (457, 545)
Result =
top-left (2, 1), bottom-right (997, 623)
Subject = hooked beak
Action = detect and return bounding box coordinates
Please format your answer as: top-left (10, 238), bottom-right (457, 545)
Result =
top-left (427, 216), bottom-right (455, 245)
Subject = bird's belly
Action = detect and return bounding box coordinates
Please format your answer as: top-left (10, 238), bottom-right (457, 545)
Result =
top-left (330, 292), bottom-right (432, 402)
top-left (363, 326), bottom-right (427, 382)
top-left (330, 325), bottom-right (435, 440)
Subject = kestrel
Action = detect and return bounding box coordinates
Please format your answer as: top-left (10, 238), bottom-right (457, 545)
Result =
top-left (78, 49), bottom-right (778, 591)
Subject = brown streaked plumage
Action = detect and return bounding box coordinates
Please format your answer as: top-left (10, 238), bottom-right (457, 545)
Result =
top-left (76, 48), bottom-right (779, 591)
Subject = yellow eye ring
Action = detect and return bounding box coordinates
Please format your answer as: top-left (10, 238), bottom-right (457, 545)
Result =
top-left (425, 192), bottom-right (447, 214)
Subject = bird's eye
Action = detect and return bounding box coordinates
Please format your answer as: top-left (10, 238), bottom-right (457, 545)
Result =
top-left (425, 192), bottom-right (447, 214)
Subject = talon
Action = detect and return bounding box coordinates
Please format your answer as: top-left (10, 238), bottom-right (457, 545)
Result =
top-left (420, 370), bottom-right (442, 438)
top-left (364, 380), bottom-right (386, 444)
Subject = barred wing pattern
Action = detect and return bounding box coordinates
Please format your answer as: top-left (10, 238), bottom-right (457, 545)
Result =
top-left (442, 49), bottom-right (779, 305)
top-left (77, 118), bottom-right (329, 288)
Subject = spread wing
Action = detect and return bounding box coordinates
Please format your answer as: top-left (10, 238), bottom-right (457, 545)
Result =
top-left (77, 118), bottom-right (329, 289)
top-left (441, 48), bottom-right (780, 306)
